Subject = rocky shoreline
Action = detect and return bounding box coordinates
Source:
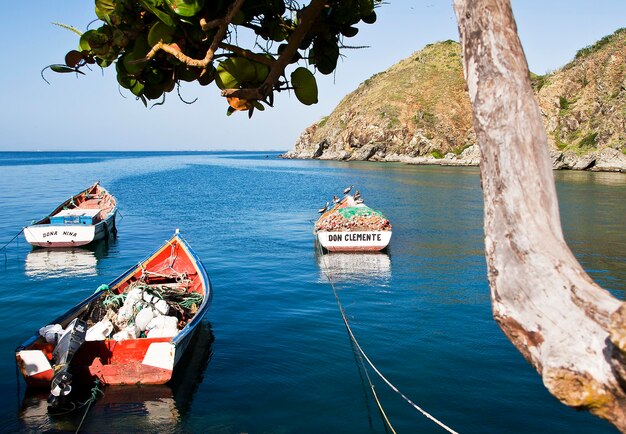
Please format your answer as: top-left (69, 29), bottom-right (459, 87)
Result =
top-left (281, 143), bottom-right (626, 172)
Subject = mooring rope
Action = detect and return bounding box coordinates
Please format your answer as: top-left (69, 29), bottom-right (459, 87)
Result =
top-left (317, 243), bottom-right (459, 434)
top-left (2, 228), bottom-right (24, 265)
top-left (1, 228), bottom-right (24, 252)
top-left (371, 383), bottom-right (396, 434)
top-left (75, 379), bottom-right (104, 433)
top-left (348, 311), bottom-right (397, 433)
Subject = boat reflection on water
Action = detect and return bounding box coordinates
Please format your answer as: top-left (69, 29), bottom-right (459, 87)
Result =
top-left (316, 249), bottom-right (392, 284)
top-left (24, 237), bottom-right (112, 279)
top-left (18, 321), bottom-right (214, 433)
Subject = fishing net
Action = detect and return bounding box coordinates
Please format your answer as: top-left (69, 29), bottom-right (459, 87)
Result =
top-left (86, 280), bottom-right (204, 340)
top-left (315, 205), bottom-right (392, 232)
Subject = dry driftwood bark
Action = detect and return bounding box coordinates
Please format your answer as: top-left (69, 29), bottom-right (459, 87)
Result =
top-left (452, 0), bottom-right (626, 429)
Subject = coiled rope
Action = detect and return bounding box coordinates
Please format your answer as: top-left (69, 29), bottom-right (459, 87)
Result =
top-left (317, 242), bottom-right (459, 434)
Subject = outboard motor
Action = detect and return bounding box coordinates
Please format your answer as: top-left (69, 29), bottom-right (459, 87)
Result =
top-left (48, 318), bottom-right (87, 407)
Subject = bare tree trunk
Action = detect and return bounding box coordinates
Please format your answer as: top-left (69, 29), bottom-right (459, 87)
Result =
top-left (453, 0), bottom-right (626, 429)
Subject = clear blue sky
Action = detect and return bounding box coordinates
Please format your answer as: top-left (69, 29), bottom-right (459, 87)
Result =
top-left (1, 1), bottom-right (625, 151)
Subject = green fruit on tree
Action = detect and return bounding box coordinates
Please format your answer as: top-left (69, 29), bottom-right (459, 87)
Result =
top-left (291, 67), bottom-right (318, 105)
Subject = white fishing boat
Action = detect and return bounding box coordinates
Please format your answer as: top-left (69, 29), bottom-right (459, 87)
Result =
top-left (24, 182), bottom-right (117, 248)
top-left (314, 192), bottom-right (392, 252)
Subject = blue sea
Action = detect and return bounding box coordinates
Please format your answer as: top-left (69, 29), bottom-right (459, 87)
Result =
top-left (0, 151), bottom-right (624, 433)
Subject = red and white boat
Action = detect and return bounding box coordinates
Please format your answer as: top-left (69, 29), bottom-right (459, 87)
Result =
top-left (24, 182), bottom-right (117, 248)
top-left (314, 192), bottom-right (392, 252)
top-left (15, 231), bottom-right (211, 405)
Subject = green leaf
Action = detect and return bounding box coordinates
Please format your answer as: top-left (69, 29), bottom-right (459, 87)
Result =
top-left (79, 28), bottom-right (112, 56)
top-left (96, 58), bottom-right (112, 68)
top-left (146, 67), bottom-right (164, 85)
top-left (143, 83), bottom-right (164, 100)
top-left (79, 30), bottom-right (96, 52)
top-left (340, 26), bottom-right (359, 38)
top-left (50, 65), bottom-right (82, 74)
top-left (95, 0), bottom-right (115, 22)
top-left (216, 57), bottom-right (258, 90)
top-left (164, 0), bottom-right (205, 17)
top-left (361, 11), bottom-right (377, 24)
top-left (177, 65), bottom-right (201, 82)
top-left (122, 36), bottom-right (150, 75)
top-left (359, 0), bottom-right (375, 17)
top-left (197, 65), bottom-right (216, 86)
top-left (148, 21), bottom-right (175, 46)
top-left (130, 80), bottom-right (145, 97)
top-left (117, 74), bottom-right (134, 90)
top-left (139, 0), bottom-right (175, 26)
top-left (254, 60), bottom-right (270, 83)
top-left (231, 10), bottom-right (245, 25)
top-left (312, 38), bottom-right (339, 75)
top-left (215, 67), bottom-right (239, 90)
top-left (113, 29), bottom-right (129, 48)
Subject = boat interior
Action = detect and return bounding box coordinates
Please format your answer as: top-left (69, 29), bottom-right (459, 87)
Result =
top-left (46, 184), bottom-right (116, 225)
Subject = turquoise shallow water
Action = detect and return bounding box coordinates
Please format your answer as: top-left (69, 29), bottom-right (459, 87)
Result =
top-left (0, 151), bottom-right (624, 433)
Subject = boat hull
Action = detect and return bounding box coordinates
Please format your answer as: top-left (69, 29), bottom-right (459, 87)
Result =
top-left (24, 182), bottom-right (117, 248)
top-left (16, 337), bottom-right (191, 387)
top-left (16, 233), bottom-right (211, 389)
top-left (24, 213), bottom-right (116, 247)
top-left (317, 230), bottom-right (392, 252)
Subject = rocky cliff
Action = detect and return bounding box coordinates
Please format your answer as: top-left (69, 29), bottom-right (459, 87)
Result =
top-left (282, 31), bottom-right (626, 172)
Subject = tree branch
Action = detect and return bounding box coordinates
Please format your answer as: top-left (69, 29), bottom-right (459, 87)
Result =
top-left (200, 17), bottom-right (221, 31)
top-left (143, 0), bottom-right (246, 68)
top-left (453, 0), bottom-right (626, 430)
top-left (218, 42), bottom-right (275, 66)
top-left (222, 0), bottom-right (327, 100)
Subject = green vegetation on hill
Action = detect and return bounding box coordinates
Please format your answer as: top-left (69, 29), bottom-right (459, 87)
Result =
top-left (537, 28), bottom-right (626, 155)
top-left (299, 40), bottom-right (474, 159)
top-left (574, 28), bottom-right (626, 60)
top-left (290, 30), bottom-right (626, 162)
